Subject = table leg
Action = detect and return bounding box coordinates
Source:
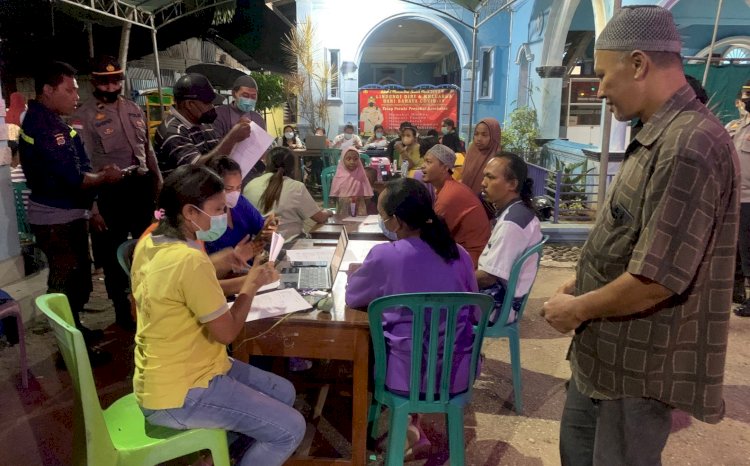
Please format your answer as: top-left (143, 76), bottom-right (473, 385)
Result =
top-left (293, 152), bottom-right (302, 181)
top-left (351, 329), bottom-right (370, 466)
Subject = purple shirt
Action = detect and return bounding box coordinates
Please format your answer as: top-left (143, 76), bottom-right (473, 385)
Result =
top-left (346, 237), bottom-right (479, 394)
top-left (213, 104), bottom-right (266, 140)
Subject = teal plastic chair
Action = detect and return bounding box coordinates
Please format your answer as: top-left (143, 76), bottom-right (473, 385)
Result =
top-left (321, 165), bottom-right (337, 209)
top-left (483, 235), bottom-right (549, 414)
top-left (321, 148), bottom-right (341, 168)
top-left (359, 153), bottom-right (371, 168)
top-left (368, 292), bottom-right (495, 466)
top-left (36, 293), bottom-right (231, 466)
top-left (12, 181), bottom-right (33, 243)
top-left (117, 239), bottom-right (138, 281)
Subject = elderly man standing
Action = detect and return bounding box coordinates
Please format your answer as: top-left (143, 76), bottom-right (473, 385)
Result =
top-left (542, 7), bottom-right (739, 465)
top-left (421, 144), bottom-right (490, 266)
top-left (72, 56), bottom-right (162, 331)
top-left (154, 73), bottom-right (251, 177)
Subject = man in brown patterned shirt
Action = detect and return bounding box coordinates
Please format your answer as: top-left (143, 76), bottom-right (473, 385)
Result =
top-left (542, 6), bottom-right (739, 465)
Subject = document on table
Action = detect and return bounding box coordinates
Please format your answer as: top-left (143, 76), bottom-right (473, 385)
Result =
top-left (269, 232), bottom-right (284, 262)
top-left (230, 122), bottom-right (274, 179)
top-left (257, 279), bottom-right (281, 293)
top-left (285, 248), bottom-right (334, 263)
top-left (244, 288), bottom-right (312, 322)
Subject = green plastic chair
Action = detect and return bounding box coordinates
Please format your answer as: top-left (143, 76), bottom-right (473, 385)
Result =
top-left (36, 293), bottom-right (231, 466)
top-left (368, 292), bottom-right (495, 466)
top-left (12, 181), bottom-right (33, 243)
top-left (321, 148), bottom-right (341, 168)
top-left (482, 235), bottom-right (549, 414)
top-left (321, 165), bottom-right (337, 209)
top-left (359, 153), bottom-right (371, 168)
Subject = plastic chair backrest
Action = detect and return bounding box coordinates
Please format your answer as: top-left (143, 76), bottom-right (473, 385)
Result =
top-left (117, 238), bottom-right (138, 283)
top-left (12, 182), bottom-right (32, 240)
top-left (359, 153), bottom-right (371, 168)
top-left (321, 166), bottom-right (337, 209)
top-left (368, 292), bottom-right (494, 405)
top-left (321, 148), bottom-right (341, 168)
top-left (486, 235), bottom-right (549, 333)
top-left (36, 293), bottom-right (117, 465)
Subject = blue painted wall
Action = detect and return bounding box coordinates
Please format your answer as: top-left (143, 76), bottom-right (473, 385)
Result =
top-left (358, 62), bottom-right (438, 87)
top-left (473, 11), bottom-right (512, 126)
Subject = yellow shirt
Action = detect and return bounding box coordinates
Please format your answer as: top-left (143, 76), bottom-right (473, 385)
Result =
top-left (131, 234), bottom-right (231, 409)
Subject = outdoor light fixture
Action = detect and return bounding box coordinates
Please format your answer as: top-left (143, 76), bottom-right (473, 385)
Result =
top-left (341, 61), bottom-right (358, 79)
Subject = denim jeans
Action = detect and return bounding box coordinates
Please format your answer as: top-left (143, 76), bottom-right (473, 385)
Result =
top-left (560, 379), bottom-right (672, 466)
top-left (141, 359), bottom-right (306, 466)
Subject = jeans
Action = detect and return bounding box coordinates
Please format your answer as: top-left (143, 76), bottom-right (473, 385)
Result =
top-left (560, 379), bottom-right (672, 466)
top-left (142, 359), bottom-right (306, 466)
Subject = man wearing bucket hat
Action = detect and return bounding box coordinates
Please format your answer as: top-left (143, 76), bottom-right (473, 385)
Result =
top-left (153, 73), bottom-right (252, 176)
top-left (541, 6), bottom-right (739, 464)
top-left (72, 56), bottom-right (163, 330)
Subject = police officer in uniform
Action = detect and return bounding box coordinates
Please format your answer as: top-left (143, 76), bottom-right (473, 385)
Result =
top-left (20, 61), bottom-right (123, 361)
top-left (72, 56), bottom-right (163, 331)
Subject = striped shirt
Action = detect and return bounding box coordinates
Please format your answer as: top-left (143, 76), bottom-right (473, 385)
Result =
top-left (153, 107), bottom-right (219, 176)
top-left (10, 164), bottom-right (29, 210)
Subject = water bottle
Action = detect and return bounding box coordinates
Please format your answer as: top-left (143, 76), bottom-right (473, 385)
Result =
top-left (401, 161), bottom-right (409, 178)
top-left (350, 201), bottom-right (357, 217)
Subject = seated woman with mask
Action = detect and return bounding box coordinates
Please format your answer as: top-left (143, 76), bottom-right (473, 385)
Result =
top-left (345, 177), bottom-right (478, 455)
top-left (131, 165), bottom-right (305, 466)
top-left (365, 124), bottom-right (388, 149)
top-left (204, 156), bottom-right (276, 258)
top-left (244, 147), bottom-right (332, 242)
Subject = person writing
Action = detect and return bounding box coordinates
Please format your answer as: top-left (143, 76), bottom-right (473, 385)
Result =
top-left (346, 177), bottom-right (478, 457)
top-left (332, 123), bottom-right (363, 149)
top-left (365, 124), bottom-right (388, 149)
top-left (243, 147), bottom-right (331, 242)
top-left (131, 164), bottom-right (305, 466)
top-left (330, 147), bottom-right (374, 216)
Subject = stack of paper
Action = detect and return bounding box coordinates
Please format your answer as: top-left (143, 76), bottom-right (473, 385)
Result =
top-left (245, 288), bottom-right (312, 322)
top-left (229, 122), bottom-right (275, 179)
top-left (269, 232), bottom-right (284, 262)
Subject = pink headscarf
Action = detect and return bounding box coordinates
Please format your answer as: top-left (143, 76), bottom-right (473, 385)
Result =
top-left (330, 148), bottom-right (374, 198)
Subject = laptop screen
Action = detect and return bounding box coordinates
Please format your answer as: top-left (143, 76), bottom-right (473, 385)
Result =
top-left (328, 228), bottom-right (349, 280)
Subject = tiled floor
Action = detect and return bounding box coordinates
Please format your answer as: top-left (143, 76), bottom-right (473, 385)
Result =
top-left (1, 267), bottom-right (749, 465)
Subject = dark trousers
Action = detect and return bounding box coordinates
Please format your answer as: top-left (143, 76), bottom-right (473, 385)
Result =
top-left (32, 219), bottom-right (92, 330)
top-left (560, 379), bottom-right (672, 466)
top-left (92, 174), bottom-right (155, 324)
top-left (734, 203), bottom-right (750, 300)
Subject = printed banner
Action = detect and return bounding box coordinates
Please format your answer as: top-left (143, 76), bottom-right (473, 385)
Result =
top-left (358, 88), bottom-right (459, 136)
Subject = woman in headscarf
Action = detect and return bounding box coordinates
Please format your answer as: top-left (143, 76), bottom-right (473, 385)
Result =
top-left (331, 147), bottom-right (374, 216)
top-left (460, 117), bottom-right (501, 195)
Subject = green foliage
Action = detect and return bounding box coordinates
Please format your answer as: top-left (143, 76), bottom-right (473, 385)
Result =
top-left (501, 107), bottom-right (540, 163)
top-left (250, 72), bottom-right (285, 113)
top-left (547, 157), bottom-right (595, 217)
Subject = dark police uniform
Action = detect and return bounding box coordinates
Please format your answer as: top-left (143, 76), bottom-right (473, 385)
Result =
top-left (19, 100), bottom-right (95, 331)
top-left (70, 60), bottom-right (159, 329)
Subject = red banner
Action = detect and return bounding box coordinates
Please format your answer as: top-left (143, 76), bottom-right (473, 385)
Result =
top-left (358, 88), bottom-right (458, 136)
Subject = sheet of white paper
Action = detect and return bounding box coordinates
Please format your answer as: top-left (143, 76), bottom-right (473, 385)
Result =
top-left (269, 232), bottom-right (284, 262)
top-left (257, 279), bottom-right (281, 293)
top-left (341, 215), bottom-right (370, 222)
top-left (340, 139), bottom-right (355, 151)
top-left (244, 288), bottom-right (312, 322)
top-left (229, 122), bottom-right (274, 178)
top-left (286, 248), bottom-right (334, 263)
top-left (361, 215), bottom-right (381, 225)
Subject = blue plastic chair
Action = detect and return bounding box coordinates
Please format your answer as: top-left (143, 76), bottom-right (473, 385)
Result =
top-left (368, 292), bottom-right (495, 466)
top-left (117, 239), bottom-right (138, 281)
top-left (321, 165), bottom-right (337, 209)
top-left (482, 235), bottom-right (548, 414)
top-left (359, 153), bottom-right (371, 168)
top-left (321, 148), bottom-right (341, 168)
top-left (36, 293), bottom-right (230, 466)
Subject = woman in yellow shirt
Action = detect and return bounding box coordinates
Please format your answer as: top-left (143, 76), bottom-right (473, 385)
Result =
top-left (131, 165), bottom-right (304, 466)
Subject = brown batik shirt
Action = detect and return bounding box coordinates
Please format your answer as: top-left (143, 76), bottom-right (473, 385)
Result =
top-left (569, 85), bottom-right (740, 424)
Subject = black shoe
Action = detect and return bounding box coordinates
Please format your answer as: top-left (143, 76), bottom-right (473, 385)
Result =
top-left (734, 301), bottom-right (750, 317)
top-left (80, 326), bottom-right (105, 343)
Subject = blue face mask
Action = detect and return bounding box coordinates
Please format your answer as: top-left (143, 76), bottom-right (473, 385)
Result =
top-left (375, 131), bottom-right (383, 139)
top-left (237, 97), bottom-right (256, 113)
top-left (378, 216), bottom-right (398, 241)
top-left (190, 206), bottom-right (228, 242)
top-left (441, 126), bottom-right (450, 135)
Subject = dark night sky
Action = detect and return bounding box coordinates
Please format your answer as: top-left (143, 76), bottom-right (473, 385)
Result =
top-left (0, 0), bottom-right (291, 94)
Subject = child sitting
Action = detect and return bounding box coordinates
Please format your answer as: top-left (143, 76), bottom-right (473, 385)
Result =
top-left (394, 126), bottom-right (422, 174)
top-left (330, 148), bottom-right (374, 216)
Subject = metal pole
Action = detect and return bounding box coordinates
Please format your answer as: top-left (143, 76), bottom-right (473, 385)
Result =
top-left (702, 0), bottom-right (724, 86)
top-left (597, 0), bottom-right (622, 207)
top-left (119, 22), bottom-right (132, 96)
top-left (467, 11), bottom-right (478, 140)
top-left (150, 16), bottom-right (164, 116)
top-left (86, 23), bottom-right (94, 58)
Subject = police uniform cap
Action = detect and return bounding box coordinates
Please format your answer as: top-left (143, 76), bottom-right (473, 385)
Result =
top-left (174, 73), bottom-right (218, 103)
top-left (91, 56), bottom-right (124, 79)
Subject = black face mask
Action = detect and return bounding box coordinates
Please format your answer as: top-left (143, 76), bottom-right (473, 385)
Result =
top-left (93, 88), bottom-right (121, 104)
top-left (198, 107), bottom-right (218, 124)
